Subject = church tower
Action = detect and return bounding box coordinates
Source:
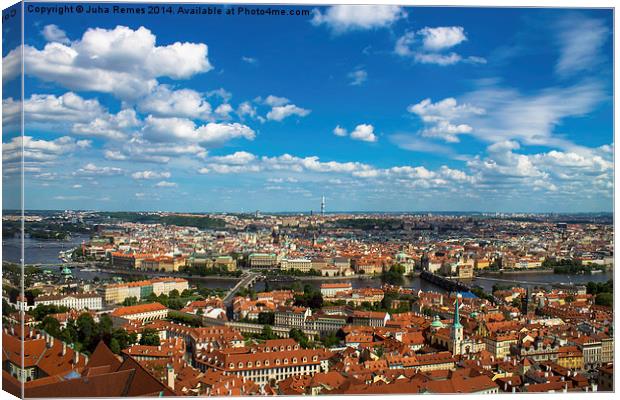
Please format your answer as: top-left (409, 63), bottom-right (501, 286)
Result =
top-left (451, 294), bottom-right (464, 355)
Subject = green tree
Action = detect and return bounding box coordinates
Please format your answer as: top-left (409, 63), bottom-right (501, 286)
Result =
top-left (260, 325), bottom-right (278, 340)
top-left (257, 312), bottom-right (275, 325)
top-left (109, 338), bottom-right (121, 354)
top-left (595, 292), bottom-right (613, 307)
top-left (122, 297), bottom-right (138, 306)
top-left (289, 328), bottom-right (310, 348)
top-left (39, 316), bottom-right (61, 337)
top-left (139, 328), bottom-right (161, 346)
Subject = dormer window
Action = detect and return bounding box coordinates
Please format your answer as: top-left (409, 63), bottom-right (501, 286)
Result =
top-left (229, 363), bottom-right (235, 369)
top-left (265, 360), bottom-right (270, 366)
top-left (302, 357), bottom-right (307, 362)
top-left (284, 359), bottom-right (289, 364)
top-left (276, 359), bottom-right (281, 365)
top-left (313, 356), bottom-right (318, 361)
top-left (238, 362), bottom-right (243, 368)
top-left (247, 361), bottom-right (252, 367)
top-left (292, 358), bottom-right (297, 363)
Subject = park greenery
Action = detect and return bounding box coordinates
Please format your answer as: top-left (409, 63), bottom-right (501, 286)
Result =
top-left (587, 279), bottom-right (613, 307)
top-left (37, 312), bottom-right (138, 355)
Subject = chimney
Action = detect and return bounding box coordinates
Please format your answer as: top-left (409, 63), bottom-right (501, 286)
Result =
top-left (166, 364), bottom-right (175, 390)
top-left (74, 351), bottom-right (79, 365)
top-left (591, 383), bottom-right (597, 392)
top-left (62, 342), bottom-right (67, 356)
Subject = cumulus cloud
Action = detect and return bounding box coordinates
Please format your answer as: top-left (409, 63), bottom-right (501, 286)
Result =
top-left (333, 124), bottom-right (378, 142)
top-left (418, 27), bottom-right (467, 51)
top-left (311, 5), bottom-right (406, 34)
top-left (3, 25), bottom-right (212, 99)
top-left (141, 116), bottom-right (256, 144)
top-left (104, 137), bottom-right (209, 164)
top-left (333, 125), bottom-right (348, 137)
top-left (41, 24), bottom-right (70, 44)
top-left (407, 97), bottom-right (484, 143)
top-left (138, 85), bottom-right (212, 119)
top-left (74, 163), bottom-right (123, 176)
top-left (350, 124), bottom-right (378, 142)
top-left (3, 136), bottom-right (90, 164)
top-left (131, 170), bottom-right (171, 180)
top-left (395, 27), bottom-right (485, 66)
top-left (266, 104), bottom-right (311, 121)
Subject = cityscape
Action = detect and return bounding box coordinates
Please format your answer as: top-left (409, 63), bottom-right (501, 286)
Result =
top-left (1, 1), bottom-right (614, 398)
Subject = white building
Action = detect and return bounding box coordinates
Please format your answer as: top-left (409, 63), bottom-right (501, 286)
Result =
top-left (34, 293), bottom-right (103, 311)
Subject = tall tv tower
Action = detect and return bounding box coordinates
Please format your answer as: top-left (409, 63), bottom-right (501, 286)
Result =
top-left (320, 195), bottom-right (325, 216)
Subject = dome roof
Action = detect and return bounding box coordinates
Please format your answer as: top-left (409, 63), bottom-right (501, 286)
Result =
top-left (431, 315), bottom-right (444, 328)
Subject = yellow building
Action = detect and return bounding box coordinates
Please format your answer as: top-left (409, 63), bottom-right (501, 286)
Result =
top-left (557, 346), bottom-right (584, 370)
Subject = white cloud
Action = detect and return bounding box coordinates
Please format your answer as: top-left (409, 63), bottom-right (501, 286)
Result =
top-left (4, 92), bottom-right (140, 141)
top-left (418, 27), bottom-right (467, 51)
top-left (264, 95), bottom-right (290, 107)
top-left (242, 56), bottom-right (258, 64)
top-left (131, 170), bottom-right (171, 180)
top-left (209, 151), bottom-right (256, 165)
top-left (72, 108), bottom-right (140, 140)
top-left (555, 16), bottom-right (609, 77)
top-left (75, 163), bottom-right (123, 176)
top-left (350, 124), bottom-right (378, 142)
top-left (459, 80), bottom-right (605, 146)
top-left (237, 101), bottom-right (257, 119)
top-left (104, 137), bottom-right (209, 164)
top-left (3, 26), bottom-right (212, 99)
top-left (395, 28), bottom-right (484, 66)
top-left (155, 180), bottom-right (177, 187)
top-left (407, 97), bottom-right (484, 143)
top-left (333, 125), bottom-right (348, 137)
top-left (41, 24), bottom-right (70, 44)
top-left (214, 103), bottom-right (233, 119)
top-left (3, 136), bottom-right (90, 164)
top-left (138, 85), bottom-right (212, 119)
top-left (142, 116), bottom-right (256, 144)
top-left (266, 104), bottom-right (311, 121)
top-left (348, 69), bottom-right (368, 86)
top-left (311, 5), bottom-right (405, 34)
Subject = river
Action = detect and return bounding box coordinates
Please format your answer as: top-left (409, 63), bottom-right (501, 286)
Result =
top-left (2, 237), bottom-right (613, 293)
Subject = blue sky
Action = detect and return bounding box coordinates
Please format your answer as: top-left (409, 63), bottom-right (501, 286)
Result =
top-left (2, 4), bottom-right (614, 212)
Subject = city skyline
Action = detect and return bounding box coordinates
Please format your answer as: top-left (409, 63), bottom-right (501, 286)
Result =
top-left (2, 4), bottom-right (614, 213)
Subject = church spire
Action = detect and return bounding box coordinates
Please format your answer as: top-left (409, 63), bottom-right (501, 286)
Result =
top-left (453, 294), bottom-right (462, 329)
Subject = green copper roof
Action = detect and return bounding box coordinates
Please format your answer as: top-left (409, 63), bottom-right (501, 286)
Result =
top-left (453, 295), bottom-right (463, 329)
